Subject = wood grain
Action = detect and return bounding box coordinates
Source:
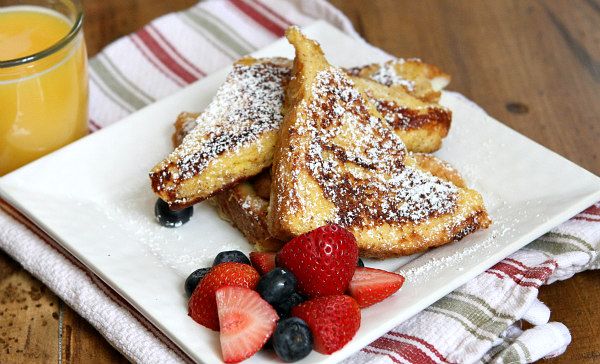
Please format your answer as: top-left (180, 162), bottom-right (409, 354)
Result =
top-left (0, 251), bottom-right (60, 363)
top-left (0, 0), bottom-right (599, 363)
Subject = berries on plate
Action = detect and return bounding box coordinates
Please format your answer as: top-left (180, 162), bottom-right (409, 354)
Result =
top-left (274, 292), bottom-right (305, 319)
top-left (188, 262), bottom-right (260, 330)
top-left (216, 286), bottom-right (278, 363)
top-left (272, 317), bottom-right (313, 362)
top-left (292, 295), bottom-right (360, 354)
top-left (154, 198), bottom-right (193, 227)
top-left (184, 267), bottom-right (211, 297)
top-left (256, 268), bottom-right (297, 307)
top-left (348, 267), bottom-right (405, 308)
top-left (213, 250), bottom-right (251, 266)
top-left (277, 224), bottom-right (358, 298)
top-left (249, 252), bottom-right (276, 275)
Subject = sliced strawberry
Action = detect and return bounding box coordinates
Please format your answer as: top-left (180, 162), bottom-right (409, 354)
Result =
top-left (347, 267), bottom-right (405, 308)
top-left (188, 262), bottom-right (260, 330)
top-left (249, 252), bottom-right (276, 275)
top-left (216, 286), bottom-right (278, 363)
top-left (277, 224), bottom-right (358, 298)
top-left (292, 295), bottom-right (360, 354)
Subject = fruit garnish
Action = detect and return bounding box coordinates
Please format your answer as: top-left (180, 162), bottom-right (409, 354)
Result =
top-left (188, 262), bottom-right (260, 330)
top-left (249, 252), bottom-right (276, 275)
top-left (256, 268), bottom-right (297, 308)
top-left (274, 292), bottom-right (305, 319)
top-left (154, 198), bottom-right (193, 227)
top-left (292, 295), bottom-right (360, 354)
top-left (213, 250), bottom-right (251, 266)
top-left (348, 267), bottom-right (405, 308)
top-left (277, 224), bottom-right (358, 298)
top-left (272, 317), bottom-right (313, 362)
top-left (216, 286), bottom-right (278, 363)
top-left (184, 267), bottom-right (211, 297)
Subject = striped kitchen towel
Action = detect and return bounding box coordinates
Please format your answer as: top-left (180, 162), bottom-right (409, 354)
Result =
top-left (1, 0), bottom-right (598, 363)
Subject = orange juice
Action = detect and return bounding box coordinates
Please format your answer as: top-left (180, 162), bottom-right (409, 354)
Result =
top-left (0, 5), bottom-right (88, 176)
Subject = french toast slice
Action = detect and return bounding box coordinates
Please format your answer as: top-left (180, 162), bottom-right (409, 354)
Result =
top-left (171, 117), bottom-right (284, 251)
top-left (351, 76), bottom-right (451, 153)
top-left (268, 28), bottom-right (490, 258)
top-left (149, 57), bottom-right (292, 209)
top-left (347, 58), bottom-right (450, 103)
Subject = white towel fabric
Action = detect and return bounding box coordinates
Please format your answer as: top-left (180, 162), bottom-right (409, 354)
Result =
top-left (1, 1), bottom-right (599, 363)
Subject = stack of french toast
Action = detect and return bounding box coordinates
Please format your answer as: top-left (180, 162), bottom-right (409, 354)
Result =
top-left (150, 27), bottom-right (491, 258)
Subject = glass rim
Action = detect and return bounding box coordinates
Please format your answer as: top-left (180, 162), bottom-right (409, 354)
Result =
top-left (0, 1), bottom-right (84, 68)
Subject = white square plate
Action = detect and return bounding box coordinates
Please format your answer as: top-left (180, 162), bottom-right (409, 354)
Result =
top-left (1, 21), bottom-right (599, 364)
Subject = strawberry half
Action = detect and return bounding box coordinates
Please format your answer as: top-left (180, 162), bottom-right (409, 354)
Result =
top-left (249, 252), bottom-right (276, 275)
top-left (347, 267), bottom-right (405, 308)
top-left (277, 224), bottom-right (358, 298)
top-left (216, 286), bottom-right (278, 363)
top-left (188, 262), bottom-right (260, 330)
top-left (292, 295), bottom-right (360, 354)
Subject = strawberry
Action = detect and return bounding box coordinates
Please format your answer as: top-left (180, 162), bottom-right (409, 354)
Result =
top-left (291, 295), bottom-right (360, 354)
top-left (277, 224), bottom-right (358, 298)
top-left (216, 286), bottom-right (278, 363)
top-left (188, 262), bottom-right (260, 330)
top-left (249, 252), bottom-right (276, 275)
top-left (347, 267), bottom-right (405, 308)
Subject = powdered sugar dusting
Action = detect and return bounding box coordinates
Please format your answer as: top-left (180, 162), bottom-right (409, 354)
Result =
top-left (169, 59), bottom-right (291, 179)
top-left (285, 67), bottom-right (457, 227)
top-left (370, 61), bottom-right (414, 91)
top-left (348, 59), bottom-right (416, 91)
top-left (399, 209), bottom-right (513, 283)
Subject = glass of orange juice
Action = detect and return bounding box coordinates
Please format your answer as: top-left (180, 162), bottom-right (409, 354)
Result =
top-left (0, 0), bottom-right (88, 176)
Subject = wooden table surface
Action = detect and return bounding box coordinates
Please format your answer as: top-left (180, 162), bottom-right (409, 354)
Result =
top-left (1, 0), bottom-right (599, 362)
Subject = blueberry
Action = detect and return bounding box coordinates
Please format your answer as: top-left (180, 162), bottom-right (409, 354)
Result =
top-left (256, 268), bottom-right (297, 307)
top-left (357, 258), bottom-right (365, 267)
top-left (154, 199), bottom-right (193, 227)
top-left (184, 267), bottom-right (210, 297)
top-left (213, 250), bottom-right (250, 266)
top-left (272, 317), bottom-right (313, 362)
top-left (275, 292), bottom-right (305, 319)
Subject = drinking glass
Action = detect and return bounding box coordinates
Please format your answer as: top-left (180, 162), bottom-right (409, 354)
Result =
top-left (0, 0), bottom-right (88, 176)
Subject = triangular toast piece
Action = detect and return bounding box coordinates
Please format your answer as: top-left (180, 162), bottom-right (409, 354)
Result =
top-left (268, 28), bottom-right (490, 257)
top-left (351, 76), bottom-right (451, 152)
top-left (149, 57), bottom-right (292, 208)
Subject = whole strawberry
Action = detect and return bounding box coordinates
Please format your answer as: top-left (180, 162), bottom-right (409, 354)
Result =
top-left (277, 224), bottom-right (358, 298)
top-left (292, 295), bottom-right (360, 354)
top-left (188, 262), bottom-right (260, 330)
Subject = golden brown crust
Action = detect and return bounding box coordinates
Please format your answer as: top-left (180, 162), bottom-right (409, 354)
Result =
top-left (212, 180), bottom-right (284, 252)
top-left (347, 59), bottom-right (451, 103)
top-left (413, 153), bottom-right (466, 188)
top-left (355, 192), bottom-right (491, 258)
top-left (351, 76), bottom-right (451, 153)
top-left (171, 112), bottom-right (200, 147)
